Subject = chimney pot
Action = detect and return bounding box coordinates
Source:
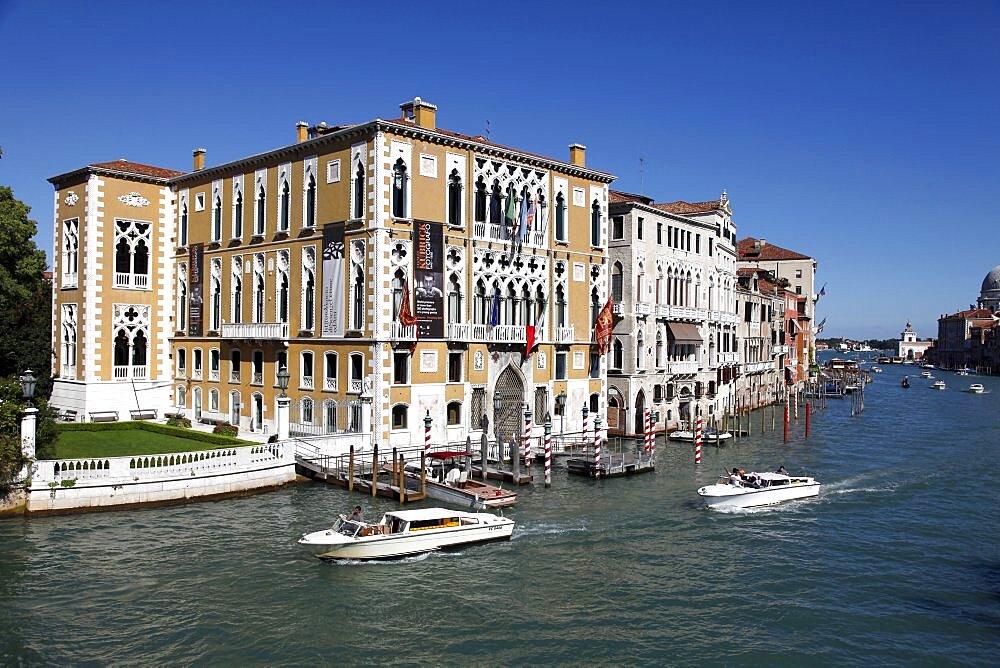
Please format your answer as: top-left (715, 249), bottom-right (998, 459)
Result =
top-left (192, 148), bottom-right (206, 171)
top-left (296, 121), bottom-right (308, 143)
top-left (399, 97), bottom-right (437, 130)
top-left (569, 143), bottom-right (586, 167)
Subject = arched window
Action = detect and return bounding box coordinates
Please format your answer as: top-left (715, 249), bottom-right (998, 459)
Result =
top-left (255, 183), bottom-right (266, 235)
top-left (352, 265), bottom-right (364, 330)
top-left (612, 338), bottom-right (624, 370)
top-left (233, 188), bottom-right (243, 238)
top-left (474, 177), bottom-right (487, 223)
top-left (230, 391), bottom-right (241, 425)
top-left (447, 273), bottom-right (462, 324)
top-left (231, 259), bottom-right (242, 324)
top-left (114, 220), bottom-right (151, 288)
top-left (278, 180), bottom-right (290, 232)
top-left (113, 329), bottom-right (129, 368)
top-left (300, 397), bottom-right (314, 424)
top-left (392, 268), bottom-right (405, 321)
top-left (392, 404), bottom-right (408, 430)
top-left (447, 169), bottom-right (462, 226)
top-left (447, 401), bottom-right (462, 426)
top-left (636, 264), bottom-right (644, 303)
top-left (277, 270), bottom-right (289, 323)
top-left (176, 385), bottom-right (187, 408)
top-left (177, 265), bottom-right (188, 331)
top-left (179, 202), bottom-right (188, 246)
top-left (506, 284), bottom-right (518, 326)
top-left (303, 266), bottom-right (315, 331)
top-left (210, 275), bottom-right (221, 331)
top-left (323, 400), bottom-right (338, 433)
top-left (253, 259), bottom-right (265, 323)
top-left (555, 192), bottom-right (566, 242)
top-left (304, 173), bottom-right (316, 228)
top-left (392, 158), bottom-right (408, 218)
top-left (636, 331), bottom-right (644, 369)
top-left (555, 285), bottom-right (567, 328)
top-left (591, 288), bottom-right (601, 328)
top-left (656, 331), bottom-right (664, 368)
top-left (353, 160), bottom-right (366, 220)
top-left (489, 180), bottom-right (502, 225)
top-left (590, 199), bottom-right (601, 246)
top-left (212, 195), bottom-right (222, 241)
top-left (324, 352), bottom-right (338, 390)
top-left (611, 263), bottom-right (623, 303)
top-left (209, 389), bottom-right (219, 412)
top-left (474, 280), bottom-right (487, 324)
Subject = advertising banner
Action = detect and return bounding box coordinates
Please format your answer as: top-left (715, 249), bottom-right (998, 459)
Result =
top-left (413, 219), bottom-right (444, 338)
top-left (188, 242), bottom-right (204, 336)
top-left (321, 223), bottom-right (345, 337)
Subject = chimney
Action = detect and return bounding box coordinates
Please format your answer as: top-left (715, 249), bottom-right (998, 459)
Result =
top-left (296, 121), bottom-right (308, 143)
top-left (192, 148), bottom-right (206, 171)
top-left (759, 238), bottom-right (766, 247)
top-left (569, 143), bottom-right (586, 167)
top-left (399, 97), bottom-right (437, 130)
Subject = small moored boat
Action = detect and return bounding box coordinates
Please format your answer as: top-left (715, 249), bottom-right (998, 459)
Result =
top-left (901, 377), bottom-right (910, 388)
top-left (931, 379), bottom-right (946, 390)
top-left (698, 471), bottom-right (820, 510)
top-left (298, 508), bottom-right (514, 561)
top-left (404, 453), bottom-right (517, 509)
top-left (968, 383), bottom-right (985, 394)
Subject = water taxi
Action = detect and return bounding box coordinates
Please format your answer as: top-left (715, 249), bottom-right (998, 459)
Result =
top-left (931, 379), bottom-right (946, 390)
top-left (920, 371), bottom-right (932, 378)
top-left (298, 508), bottom-right (514, 561)
top-left (698, 471), bottom-right (820, 510)
top-left (967, 383), bottom-right (985, 394)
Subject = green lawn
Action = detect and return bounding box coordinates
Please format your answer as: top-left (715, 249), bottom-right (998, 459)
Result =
top-left (53, 429), bottom-right (252, 459)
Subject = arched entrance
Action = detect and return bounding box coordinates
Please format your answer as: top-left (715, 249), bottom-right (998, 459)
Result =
top-left (493, 366), bottom-right (524, 445)
top-left (634, 390), bottom-right (646, 435)
top-left (679, 386), bottom-right (693, 426)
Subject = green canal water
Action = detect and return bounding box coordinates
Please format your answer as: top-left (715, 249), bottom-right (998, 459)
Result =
top-left (2, 361), bottom-right (999, 665)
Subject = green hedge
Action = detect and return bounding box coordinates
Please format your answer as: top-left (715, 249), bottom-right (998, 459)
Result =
top-left (57, 421), bottom-right (251, 446)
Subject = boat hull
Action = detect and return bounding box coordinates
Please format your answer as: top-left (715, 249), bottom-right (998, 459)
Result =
top-left (698, 482), bottom-right (820, 510)
top-left (299, 521), bottom-right (514, 560)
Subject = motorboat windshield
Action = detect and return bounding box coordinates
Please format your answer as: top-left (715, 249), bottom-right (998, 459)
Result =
top-left (331, 516), bottom-right (364, 538)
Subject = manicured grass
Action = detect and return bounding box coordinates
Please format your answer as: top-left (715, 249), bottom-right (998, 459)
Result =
top-left (53, 429), bottom-right (251, 459)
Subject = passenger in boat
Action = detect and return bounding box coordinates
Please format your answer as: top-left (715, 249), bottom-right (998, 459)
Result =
top-left (351, 505), bottom-right (363, 522)
top-left (776, 465), bottom-right (788, 475)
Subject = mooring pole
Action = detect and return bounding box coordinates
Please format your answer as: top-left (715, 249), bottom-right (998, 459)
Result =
top-left (398, 454), bottom-right (406, 503)
top-left (783, 404), bottom-right (789, 443)
top-left (371, 445), bottom-right (379, 497)
top-left (805, 401), bottom-right (811, 438)
top-left (543, 413), bottom-right (552, 488)
top-left (348, 445), bottom-right (355, 492)
top-left (420, 450), bottom-right (427, 496)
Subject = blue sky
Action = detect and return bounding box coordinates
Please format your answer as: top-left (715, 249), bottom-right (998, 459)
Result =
top-left (1, 0), bottom-right (997, 339)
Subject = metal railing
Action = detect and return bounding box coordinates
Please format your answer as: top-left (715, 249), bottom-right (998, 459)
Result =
top-left (113, 365), bottom-right (147, 379)
top-left (219, 322), bottom-right (290, 340)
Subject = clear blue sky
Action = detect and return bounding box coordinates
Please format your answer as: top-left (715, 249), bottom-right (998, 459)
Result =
top-left (2, 0), bottom-right (997, 339)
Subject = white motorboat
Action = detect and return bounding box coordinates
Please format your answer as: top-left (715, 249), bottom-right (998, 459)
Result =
top-left (298, 508), bottom-right (514, 561)
top-left (668, 430), bottom-right (695, 441)
top-left (931, 379), bottom-right (946, 390)
top-left (968, 383), bottom-right (985, 394)
top-left (698, 471), bottom-right (820, 510)
top-left (404, 454), bottom-right (517, 509)
top-left (920, 371), bottom-right (932, 378)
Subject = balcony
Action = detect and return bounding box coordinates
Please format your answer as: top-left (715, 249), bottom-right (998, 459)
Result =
top-left (636, 301), bottom-right (652, 316)
top-left (744, 361), bottom-right (774, 374)
top-left (114, 272), bottom-right (149, 289)
top-left (300, 376), bottom-right (315, 390)
top-left (663, 305), bottom-right (706, 321)
top-left (61, 364), bottom-right (76, 379)
top-left (718, 352), bottom-right (738, 364)
top-left (709, 310), bottom-right (738, 324)
top-left (220, 322), bottom-right (290, 340)
top-left (446, 323), bottom-right (530, 344)
top-left (612, 303), bottom-right (624, 316)
top-left (390, 323), bottom-right (417, 341)
top-left (655, 304), bottom-right (670, 318)
top-left (664, 360), bottom-right (699, 375)
top-left (252, 371), bottom-right (263, 385)
top-left (324, 377), bottom-right (338, 391)
top-left (349, 378), bottom-right (363, 394)
top-left (472, 220), bottom-right (548, 248)
top-left (554, 325), bottom-right (575, 343)
top-left (113, 364), bottom-right (147, 379)
top-left (61, 273), bottom-right (78, 289)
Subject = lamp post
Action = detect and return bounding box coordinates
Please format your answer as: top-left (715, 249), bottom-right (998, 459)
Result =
top-left (555, 392), bottom-right (566, 442)
top-left (276, 365), bottom-right (290, 441)
top-left (19, 369), bottom-right (38, 481)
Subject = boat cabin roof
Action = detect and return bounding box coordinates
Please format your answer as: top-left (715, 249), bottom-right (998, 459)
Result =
top-left (756, 472), bottom-right (793, 481)
top-left (384, 508), bottom-right (476, 522)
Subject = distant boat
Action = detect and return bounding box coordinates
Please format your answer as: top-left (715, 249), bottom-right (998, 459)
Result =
top-left (967, 383), bottom-right (985, 394)
top-left (698, 471), bottom-right (821, 510)
top-left (931, 379), bottom-right (946, 390)
top-left (920, 371), bottom-right (932, 378)
top-left (901, 377), bottom-right (910, 388)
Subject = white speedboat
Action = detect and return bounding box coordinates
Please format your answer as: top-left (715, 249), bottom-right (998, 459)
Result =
top-left (698, 471), bottom-right (820, 510)
top-left (931, 379), bottom-right (946, 390)
top-left (299, 508), bottom-right (514, 561)
top-left (920, 371), bottom-right (932, 378)
top-left (668, 430), bottom-right (695, 441)
top-left (968, 383), bottom-right (985, 394)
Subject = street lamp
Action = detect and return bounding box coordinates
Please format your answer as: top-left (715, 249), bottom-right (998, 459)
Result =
top-left (20, 369), bottom-right (37, 406)
top-left (276, 365), bottom-right (290, 397)
top-left (555, 392), bottom-right (566, 440)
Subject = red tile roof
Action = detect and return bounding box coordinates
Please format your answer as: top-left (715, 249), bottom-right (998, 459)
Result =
top-left (653, 200), bottom-right (722, 215)
top-left (609, 190), bottom-right (654, 205)
top-left (90, 160), bottom-right (186, 179)
top-left (945, 308), bottom-right (994, 319)
top-left (737, 237), bottom-right (812, 261)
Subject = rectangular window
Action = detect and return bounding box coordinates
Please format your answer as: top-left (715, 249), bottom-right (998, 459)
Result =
top-left (534, 386), bottom-right (547, 420)
top-left (210, 349), bottom-right (220, 380)
top-left (195, 192), bottom-right (206, 211)
top-left (448, 352), bottom-right (462, 383)
top-left (589, 352), bottom-right (600, 379)
top-left (393, 352), bottom-right (409, 385)
top-left (193, 348), bottom-right (203, 379)
top-left (612, 216), bottom-right (624, 240)
top-left (301, 352), bottom-right (314, 388)
top-left (656, 221), bottom-right (662, 245)
top-left (230, 350), bottom-right (240, 382)
top-left (555, 352), bottom-right (567, 380)
top-left (795, 286), bottom-right (802, 295)
top-left (471, 387), bottom-right (485, 429)
top-left (795, 269), bottom-right (803, 278)
top-left (709, 238), bottom-right (714, 256)
top-left (326, 159), bottom-right (341, 183)
top-left (696, 234), bottom-right (700, 254)
top-left (637, 216), bottom-right (643, 240)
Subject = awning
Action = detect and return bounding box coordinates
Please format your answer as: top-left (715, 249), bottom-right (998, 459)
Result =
top-left (667, 322), bottom-right (702, 343)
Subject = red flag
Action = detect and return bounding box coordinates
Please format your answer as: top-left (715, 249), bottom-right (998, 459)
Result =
top-left (398, 278), bottom-right (418, 351)
top-left (524, 299), bottom-right (547, 360)
top-left (595, 297), bottom-right (614, 355)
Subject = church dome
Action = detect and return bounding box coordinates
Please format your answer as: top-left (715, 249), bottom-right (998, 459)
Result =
top-left (982, 265), bottom-right (1000, 294)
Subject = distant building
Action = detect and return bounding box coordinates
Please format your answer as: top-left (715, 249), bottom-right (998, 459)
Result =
top-left (978, 265), bottom-right (1000, 312)
top-left (897, 321), bottom-right (933, 361)
top-left (929, 265), bottom-right (1000, 372)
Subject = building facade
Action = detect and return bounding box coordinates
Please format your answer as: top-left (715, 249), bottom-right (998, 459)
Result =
top-left (734, 268), bottom-right (784, 409)
top-left (737, 238), bottom-right (817, 385)
top-left (605, 191), bottom-right (739, 434)
top-left (897, 321), bottom-right (933, 361)
top-left (49, 98), bottom-right (615, 447)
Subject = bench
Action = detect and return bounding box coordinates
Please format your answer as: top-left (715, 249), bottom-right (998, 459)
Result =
top-left (129, 409), bottom-right (158, 421)
top-left (59, 409), bottom-right (78, 422)
top-left (89, 411), bottom-right (119, 423)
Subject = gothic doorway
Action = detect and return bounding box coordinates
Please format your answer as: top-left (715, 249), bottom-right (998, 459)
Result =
top-left (493, 365), bottom-right (524, 445)
top-left (634, 390), bottom-right (646, 436)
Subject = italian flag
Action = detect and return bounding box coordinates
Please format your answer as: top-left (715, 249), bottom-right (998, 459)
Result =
top-left (524, 298), bottom-right (547, 360)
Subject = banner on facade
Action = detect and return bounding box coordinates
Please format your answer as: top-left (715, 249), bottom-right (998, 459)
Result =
top-left (413, 219), bottom-right (444, 338)
top-left (321, 223), bottom-right (345, 337)
top-left (188, 242), bottom-right (204, 336)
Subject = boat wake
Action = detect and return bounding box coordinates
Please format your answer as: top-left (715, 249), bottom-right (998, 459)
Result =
top-left (511, 522), bottom-right (590, 539)
top-left (821, 474), bottom-right (898, 497)
top-left (323, 551), bottom-right (435, 566)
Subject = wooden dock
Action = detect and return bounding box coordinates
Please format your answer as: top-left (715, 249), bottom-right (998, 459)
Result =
top-left (294, 445), bottom-right (427, 504)
top-left (566, 448), bottom-right (655, 478)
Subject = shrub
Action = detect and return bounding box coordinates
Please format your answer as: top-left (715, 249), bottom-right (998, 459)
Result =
top-left (166, 416), bottom-right (192, 429)
top-left (212, 423), bottom-right (238, 438)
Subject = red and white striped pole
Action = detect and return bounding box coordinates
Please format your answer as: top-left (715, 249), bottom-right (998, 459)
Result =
top-left (523, 406), bottom-right (533, 467)
top-left (695, 416), bottom-right (703, 464)
top-left (582, 404), bottom-right (589, 448)
top-left (649, 411), bottom-right (656, 460)
top-left (543, 413), bottom-right (552, 488)
top-left (424, 410), bottom-right (432, 457)
top-left (644, 409), bottom-right (651, 453)
top-left (594, 415), bottom-right (602, 478)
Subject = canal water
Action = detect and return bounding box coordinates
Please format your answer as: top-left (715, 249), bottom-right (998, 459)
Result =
top-left (2, 361), bottom-right (999, 665)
